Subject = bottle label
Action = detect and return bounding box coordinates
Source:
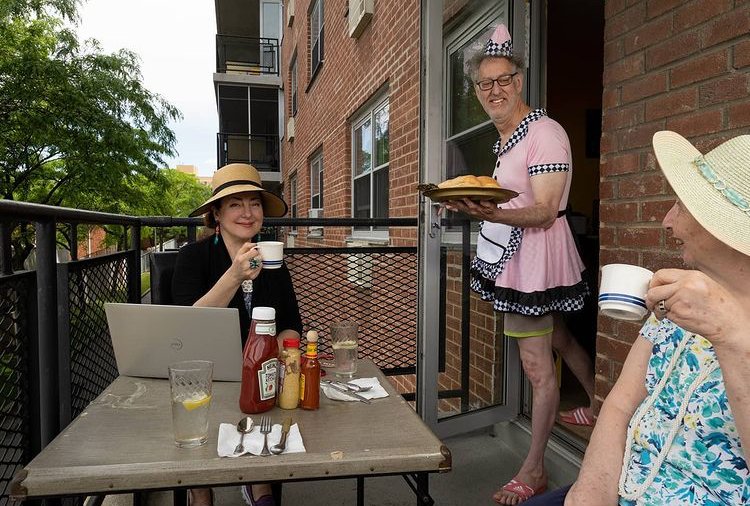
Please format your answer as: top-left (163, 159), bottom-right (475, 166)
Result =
top-left (299, 374), bottom-right (305, 400)
top-left (255, 322), bottom-right (276, 335)
top-left (257, 358), bottom-right (278, 401)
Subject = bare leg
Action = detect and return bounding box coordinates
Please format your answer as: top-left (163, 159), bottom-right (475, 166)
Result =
top-left (493, 334), bottom-right (556, 505)
top-left (552, 314), bottom-right (595, 415)
top-left (188, 488), bottom-right (212, 506)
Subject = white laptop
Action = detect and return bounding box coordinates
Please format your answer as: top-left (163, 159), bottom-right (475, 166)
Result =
top-left (104, 303), bottom-right (243, 381)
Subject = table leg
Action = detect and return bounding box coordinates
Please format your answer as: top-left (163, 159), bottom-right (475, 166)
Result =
top-left (356, 476), bottom-right (365, 506)
top-left (172, 489), bottom-right (187, 506)
top-left (401, 473), bottom-right (434, 506)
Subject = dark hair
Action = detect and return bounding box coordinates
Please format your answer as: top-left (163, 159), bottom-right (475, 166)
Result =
top-left (465, 51), bottom-right (526, 82)
top-left (203, 206), bottom-right (218, 229)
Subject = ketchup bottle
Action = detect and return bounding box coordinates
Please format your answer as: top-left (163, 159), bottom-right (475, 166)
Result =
top-left (239, 306), bottom-right (279, 413)
top-left (299, 330), bottom-right (321, 410)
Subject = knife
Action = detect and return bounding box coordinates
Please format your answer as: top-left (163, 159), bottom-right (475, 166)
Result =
top-left (322, 379), bottom-right (372, 404)
top-left (270, 417), bottom-right (292, 455)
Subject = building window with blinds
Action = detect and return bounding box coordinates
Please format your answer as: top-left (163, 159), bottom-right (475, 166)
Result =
top-left (309, 0), bottom-right (324, 77)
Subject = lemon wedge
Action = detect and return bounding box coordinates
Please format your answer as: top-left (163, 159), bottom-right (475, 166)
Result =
top-left (182, 393), bottom-right (211, 411)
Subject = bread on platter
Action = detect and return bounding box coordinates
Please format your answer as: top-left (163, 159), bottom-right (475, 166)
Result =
top-left (437, 174), bottom-right (500, 189)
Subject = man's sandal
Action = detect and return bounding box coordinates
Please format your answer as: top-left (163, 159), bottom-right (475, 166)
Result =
top-left (493, 477), bottom-right (547, 503)
top-left (559, 406), bottom-right (594, 426)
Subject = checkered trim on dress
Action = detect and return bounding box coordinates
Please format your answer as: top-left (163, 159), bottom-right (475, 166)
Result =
top-left (493, 294), bottom-right (587, 316)
top-left (470, 225), bottom-right (523, 281)
top-left (484, 39), bottom-right (513, 57)
top-left (528, 163), bottom-right (570, 177)
top-left (492, 109), bottom-right (548, 156)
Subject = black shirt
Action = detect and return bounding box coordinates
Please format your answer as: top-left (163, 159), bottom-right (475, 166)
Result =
top-left (171, 236), bottom-right (303, 346)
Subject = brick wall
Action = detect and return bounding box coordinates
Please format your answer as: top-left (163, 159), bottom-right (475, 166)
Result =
top-left (280, 0), bottom-right (420, 248)
top-left (597, 0), bottom-right (750, 408)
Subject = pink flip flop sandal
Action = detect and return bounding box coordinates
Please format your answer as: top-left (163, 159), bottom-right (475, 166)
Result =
top-left (559, 406), bottom-right (594, 426)
top-left (493, 477), bottom-right (547, 503)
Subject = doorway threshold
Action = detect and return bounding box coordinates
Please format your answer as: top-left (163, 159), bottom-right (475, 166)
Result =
top-left (491, 417), bottom-right (582, 488)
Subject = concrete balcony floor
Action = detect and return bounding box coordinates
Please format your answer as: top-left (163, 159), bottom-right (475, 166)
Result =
top-left (101, 421), bottom-right (581, 506)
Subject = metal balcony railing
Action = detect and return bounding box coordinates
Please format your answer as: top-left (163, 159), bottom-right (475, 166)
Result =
top-left (217, 132), bottom-right (279, 171)
top-left (0, 199), bottom-right (417, 505)
top-left (216, 34), bottom-right (279, 76)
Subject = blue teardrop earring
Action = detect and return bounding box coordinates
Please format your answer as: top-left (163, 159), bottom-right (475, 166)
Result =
top-left (214, 222), bottom-right (220, 245)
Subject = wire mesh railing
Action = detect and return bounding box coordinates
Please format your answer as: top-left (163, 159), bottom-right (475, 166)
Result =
top-left (0, 272), bottom-right (33, 504)
top-left (0, 200), bottom-right (418, 505)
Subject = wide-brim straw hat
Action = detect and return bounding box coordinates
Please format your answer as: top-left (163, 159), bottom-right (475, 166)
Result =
top-left (652, 131), bottom-right (750, 256)
top-left (189, 163), bottom-right (288, 218)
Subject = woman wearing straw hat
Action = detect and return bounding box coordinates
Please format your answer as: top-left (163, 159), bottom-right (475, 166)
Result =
top-left (523, 132), bottom-right (750, 505)
top-left (172, 163), bottom-right (302, 506)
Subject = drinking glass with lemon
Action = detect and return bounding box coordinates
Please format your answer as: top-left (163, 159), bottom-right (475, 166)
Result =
top-left (168, 360), bottom-right (214, 447)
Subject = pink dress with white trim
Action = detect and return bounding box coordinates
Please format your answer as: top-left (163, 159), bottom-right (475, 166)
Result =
top-left (470, 109), bottom-right (588, 316)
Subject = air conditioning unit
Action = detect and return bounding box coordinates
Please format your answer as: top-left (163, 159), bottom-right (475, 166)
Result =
top-left (308, 208), bottom-right (323, 236)
top-left (346, 240), bottom-right (372, 289)
top-left (286, 117), bottom-right (295, 141)
top-left (348, 0), bottom-right (374, 39)
top-left (286, 0), bottom-right (295, 27)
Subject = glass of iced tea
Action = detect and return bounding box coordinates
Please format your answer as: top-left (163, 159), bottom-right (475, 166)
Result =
top-left (168, 360), bottom-right (213, 448)
top-left (330, 321), bottom-right (358, 378)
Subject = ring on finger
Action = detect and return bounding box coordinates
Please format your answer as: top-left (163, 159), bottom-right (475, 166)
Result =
top-left (249, 258), bottom-right (261, 270)
top-left (657, 299), bottom-right (667, 314)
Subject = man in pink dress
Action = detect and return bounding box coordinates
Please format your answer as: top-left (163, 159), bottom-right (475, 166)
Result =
top-left (445, 24), bottom-right (595, 504)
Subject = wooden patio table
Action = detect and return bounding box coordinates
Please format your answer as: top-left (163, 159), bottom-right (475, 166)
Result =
top-left (11, 359), bottom-right (451, 506)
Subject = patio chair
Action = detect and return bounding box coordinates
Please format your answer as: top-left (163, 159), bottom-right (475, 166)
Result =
top-left (148, 250), bottom-right (179, 305)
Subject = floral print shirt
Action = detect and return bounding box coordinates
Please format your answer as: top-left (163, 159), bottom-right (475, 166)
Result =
top-left (619, 315), bottom-right (749, 505)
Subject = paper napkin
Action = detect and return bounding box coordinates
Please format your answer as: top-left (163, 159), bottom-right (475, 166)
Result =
top-left (320, 377), bottom-right (389, 402)
top-left (217, 421), bottom-right (306, 457)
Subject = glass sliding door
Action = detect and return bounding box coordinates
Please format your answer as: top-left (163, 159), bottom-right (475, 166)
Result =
top-left (418, 0), bottom-right (529, 438)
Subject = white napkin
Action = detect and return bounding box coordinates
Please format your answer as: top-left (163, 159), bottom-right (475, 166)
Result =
top-left (217, 421), bottom-right (306, 457)
top-left (320, 377), bottom-right (389, 402)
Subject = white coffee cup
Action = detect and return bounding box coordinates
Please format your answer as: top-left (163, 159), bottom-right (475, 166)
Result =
top-left (256, 241), bottom-right (284, 269)
top-left (598, 264), bottom-right (654, 320)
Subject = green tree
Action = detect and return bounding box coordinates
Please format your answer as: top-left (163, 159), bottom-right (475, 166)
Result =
top-left (1, 0), bottom-right (184, 267)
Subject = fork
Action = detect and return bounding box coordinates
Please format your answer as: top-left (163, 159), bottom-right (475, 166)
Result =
top-left (259, 416), bottom-right (272, 457)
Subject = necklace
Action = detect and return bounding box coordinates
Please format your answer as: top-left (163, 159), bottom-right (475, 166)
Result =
top-left (241, 280), bottom-right (253, 293)
top-left (618, 332), bottom-right (718, 500)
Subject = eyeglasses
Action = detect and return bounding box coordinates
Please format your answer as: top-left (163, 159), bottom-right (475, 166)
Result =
top-left (475, 73), bottom-right (518, 91)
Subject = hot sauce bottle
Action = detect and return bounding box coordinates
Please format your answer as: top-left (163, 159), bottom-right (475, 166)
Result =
top-left (239, 306), bottom-right (279, 414)
top-left (299, 330), bottom-right (321, 410)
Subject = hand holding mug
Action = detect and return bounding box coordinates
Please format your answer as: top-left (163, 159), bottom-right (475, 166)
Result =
top-left (646, 268), bottom-right (747, 345)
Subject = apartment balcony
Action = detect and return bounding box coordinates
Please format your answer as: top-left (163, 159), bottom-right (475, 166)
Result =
top-left (216, 34), bottom-right (278, 76)
top-left (216, 132), bottom-right (279, 175)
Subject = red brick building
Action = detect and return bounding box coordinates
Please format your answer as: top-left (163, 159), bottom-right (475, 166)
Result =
top-left (597, 0), bottom-right (750, 408)
top-left (272, 0), bottom-right (749, 442)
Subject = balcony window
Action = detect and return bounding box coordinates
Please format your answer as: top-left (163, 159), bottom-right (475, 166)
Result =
top-left (290, 173), bottom-right (298, 232)
top-left (352, 97), bottom-right (388, 234)
top-left (310, 151), bottom-right (323, 210)
top-left (310, 0), bottom-right (324, 77)
top-left (290, 54), bottom-right (298, 116)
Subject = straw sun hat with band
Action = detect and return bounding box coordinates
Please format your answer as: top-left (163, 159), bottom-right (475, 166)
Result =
top-left (189, 163), bottom-right (288, 218)
top-left (653, 131), bottom-right (750, 257)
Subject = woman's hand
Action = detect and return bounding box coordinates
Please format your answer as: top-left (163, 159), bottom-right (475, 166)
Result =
top-left (229, 242), bottom-right (263, 284)
top-left (646, 268), bottom-right (747, 345)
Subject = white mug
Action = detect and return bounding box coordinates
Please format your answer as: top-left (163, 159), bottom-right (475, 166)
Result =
top-left (256, 241), bottom-right (284, 269)
top-left (598, 264), bottom-right (654, 320)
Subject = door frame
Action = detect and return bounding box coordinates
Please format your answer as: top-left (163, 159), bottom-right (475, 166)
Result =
top-left (417, 0), bottom-right (542, 439)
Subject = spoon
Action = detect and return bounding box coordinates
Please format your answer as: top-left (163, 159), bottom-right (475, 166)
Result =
top-left (270, 417), bottom-right (292, 455)
top-left (337, 380), bottom-right (372, 393)
top-left (234, 417), bottom-right (254, 454)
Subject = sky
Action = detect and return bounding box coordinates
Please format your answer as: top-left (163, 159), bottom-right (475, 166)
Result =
top-left (77, 0), bottom-right (218, 176)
